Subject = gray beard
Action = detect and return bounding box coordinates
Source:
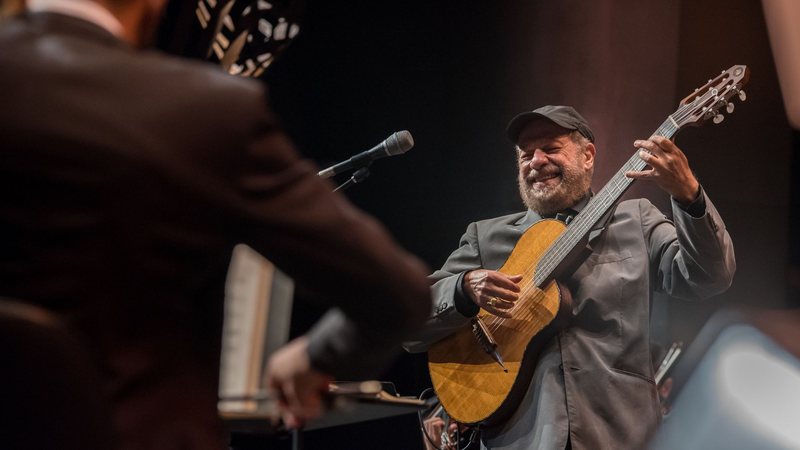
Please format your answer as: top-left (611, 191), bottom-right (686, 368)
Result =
top-left (518, 169), bottom-right (591, 217)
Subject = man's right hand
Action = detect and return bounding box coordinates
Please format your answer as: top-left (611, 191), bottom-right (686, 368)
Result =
top-left (462, 270), bottom-right (522, 318)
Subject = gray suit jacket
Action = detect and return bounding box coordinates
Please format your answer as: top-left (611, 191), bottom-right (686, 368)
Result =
top-left (0, 12), bottom-right (430, 450)
top-left (405, 192), bottom-right (735, 449)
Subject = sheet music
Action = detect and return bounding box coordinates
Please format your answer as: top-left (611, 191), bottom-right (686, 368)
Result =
top-left (219, 244), bottom-right (293, 414)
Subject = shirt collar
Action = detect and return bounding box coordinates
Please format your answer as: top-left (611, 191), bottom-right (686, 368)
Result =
top-left (27, 0), bottom-right (124, 39)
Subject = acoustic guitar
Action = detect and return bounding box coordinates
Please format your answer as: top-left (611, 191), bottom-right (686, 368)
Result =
top-left (427, 65), bottom-right (750, 425)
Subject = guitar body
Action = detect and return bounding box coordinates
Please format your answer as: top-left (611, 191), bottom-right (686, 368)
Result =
top-left (428, 219), bottom-right (573, 425)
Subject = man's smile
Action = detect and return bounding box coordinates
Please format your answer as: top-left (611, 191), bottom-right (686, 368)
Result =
top-left (529, 170), bottom-right (562, 189)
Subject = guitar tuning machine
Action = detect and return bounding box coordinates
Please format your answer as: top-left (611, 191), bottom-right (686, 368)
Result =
top-left (713, 113), bottom-right (725, 124)
top-left (738, 89), bottom-right (747, 101)
top-left (726, 102), bottom-right (735, 114)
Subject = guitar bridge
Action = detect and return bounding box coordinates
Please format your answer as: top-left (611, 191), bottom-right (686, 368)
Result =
top-left (471, 316), bottom-right (508, 372)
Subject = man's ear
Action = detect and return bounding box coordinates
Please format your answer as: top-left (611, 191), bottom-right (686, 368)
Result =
top-left (583, 142), bottom-right (596, 169)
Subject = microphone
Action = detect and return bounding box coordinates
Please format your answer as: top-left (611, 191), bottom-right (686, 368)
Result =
top-left (318, 130), bottom-right (414, 178)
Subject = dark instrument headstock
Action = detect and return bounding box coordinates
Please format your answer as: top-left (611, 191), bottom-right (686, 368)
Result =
top-left (195, 0), bottom-right (303, 78)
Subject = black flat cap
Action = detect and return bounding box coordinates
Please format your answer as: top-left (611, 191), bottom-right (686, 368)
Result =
top-left (506, 105), bottom-right (595, 144)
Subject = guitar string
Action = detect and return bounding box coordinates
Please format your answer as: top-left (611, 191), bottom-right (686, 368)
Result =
top-left (483, 78), bottom-right (737, 335)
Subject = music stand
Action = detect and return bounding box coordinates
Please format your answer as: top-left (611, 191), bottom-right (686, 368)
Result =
top-left (223, 382), bottom-right (427, 449)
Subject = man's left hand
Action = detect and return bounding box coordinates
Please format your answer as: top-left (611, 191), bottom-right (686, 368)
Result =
top-left (626, 136), bottom-right (700, 205)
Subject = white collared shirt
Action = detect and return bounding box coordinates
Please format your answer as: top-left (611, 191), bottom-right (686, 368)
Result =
top-left (27, 0), bottom-right (124, 38)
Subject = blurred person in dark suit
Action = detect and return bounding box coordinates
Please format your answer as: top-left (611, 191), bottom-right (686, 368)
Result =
top-left (0, 1), bottom-right (431, 449)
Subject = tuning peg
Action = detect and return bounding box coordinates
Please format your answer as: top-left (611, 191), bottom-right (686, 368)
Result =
top-left (738, 90), bottom-right (747, 101)
top-left (713, 114), bottom-right (725, 124)
top-left (726, 102), bottom-right (735, 113)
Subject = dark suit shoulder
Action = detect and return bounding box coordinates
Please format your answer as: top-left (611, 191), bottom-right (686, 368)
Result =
top-left (616, 198), bottom-right (663, 218)
top-left (1, 13), bottom-right (273, 135)
top-left (137, 49), bottom-right (265, 99)
top-left (122, 48), bottom-right (271, 126)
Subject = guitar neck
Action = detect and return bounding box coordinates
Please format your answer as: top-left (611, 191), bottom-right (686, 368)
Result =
top-left (533, 117), bottom-right (680, 287)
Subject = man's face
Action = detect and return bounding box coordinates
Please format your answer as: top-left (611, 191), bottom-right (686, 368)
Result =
top-left (516, 120), bottom-right (595, 216)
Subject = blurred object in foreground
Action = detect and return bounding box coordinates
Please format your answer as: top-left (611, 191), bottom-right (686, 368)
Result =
top-left (159, 0), bottom-right (303, 78)
top-left (0, 0), bottom-right (24, 18)
top-left (763, 0), bottom-right (800, 129)
top-left (197, 0), bottom-right (303, 77)
top-left (648, 308), bottom-right (800, 450)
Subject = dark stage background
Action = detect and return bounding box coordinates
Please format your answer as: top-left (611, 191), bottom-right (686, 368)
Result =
top-left (160, 1), bottom-right (800, 448)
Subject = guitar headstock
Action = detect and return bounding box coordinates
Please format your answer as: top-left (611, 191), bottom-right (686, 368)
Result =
top-left (673, 65), bottom-right (750, 128)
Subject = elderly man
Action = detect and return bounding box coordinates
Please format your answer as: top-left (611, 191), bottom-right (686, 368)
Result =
top-left (0, 1), bottom-right (431, 449)
top-left (405, 105), bottom-right (735, 449)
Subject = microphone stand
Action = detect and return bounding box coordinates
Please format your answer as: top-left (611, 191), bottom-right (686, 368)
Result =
top-left (332, 167), bottom-right (371, 192)
top-left (292, 165), bottom-right (367, 450)
top-left (288, 167), bottom-right (369, 450)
